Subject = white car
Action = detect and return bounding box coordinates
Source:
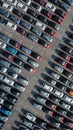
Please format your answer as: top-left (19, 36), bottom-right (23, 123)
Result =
top-left (39, 89), bottom-right (50, 98)
top-left (63, 95), bottom-right (73, 104)
top-left (3, 76), bottom-right (14, 86)
top-left (6, 22), bottom-right (17, 30)
top-left (25, 112), bottom-right (36, 122)
top-left (0, 65), bottom-right (7, 73)
top-left (0, 98), bottom-right (4, 104)
top-left (16, 2), bottom-right (28, 12)
top-left (0, 42), bottom-right (6, 49)
top-left (52, 89), bottom-right (64, 98)
top-left (7, 0), bottom-right (17, 6)
top-left (54, 65), bottom-right (64, 73)
top-left (51, 72), bottom-right (61, 80)
top-left (45, 2), bottom-right (56, 12)
top-left (35, 21), bottom-right (46, 30)
top-left (2, 3), bottom-right (13, 12)
top-left (42, 82), bottom-right (53, 91)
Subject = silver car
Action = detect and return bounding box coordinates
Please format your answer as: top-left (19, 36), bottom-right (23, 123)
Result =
top-left (36, 96), bottom-right (46, 104)
top-left (28, 59), bottom-right (39, 68)
top-left (0, 83), bottom-right (11, 92)
top-left (0, 65), bottom-right (7, 73)
top-left (0, 113), bottom-right (8, 122)
top-left (0, 58), bottom-right (11, 67)
top-left (17, 76), bottom-right (29, 85)
top-left (54, 65), bottom-right (64, 73)
top-left (23, 119), bottom-right (33, 128)
top-left (42, 82), bottom-right (53, 91)
top-left (51, 72), bottom-right (61, 79)
top-left (10, 65), bottom-right (21, 74)
top-left (17, 52), bottom-right (28, 62)
top-left (14, 83), bottom-right (25, 92)
top-left (39, 89), bottom-right (50, 98)
top-left (32, 102), bottom-right (42, 110)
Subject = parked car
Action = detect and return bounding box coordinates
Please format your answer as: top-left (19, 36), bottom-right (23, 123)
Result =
top-left (62, 0), bottom-right (73, 5)
top-left (0, 98), bottom-right (4, 104)
top-left (60, 44), bottom-right (73, 55)
top-left (16, 2), bottom-right (28, 12)
top-left (0, 58), bottom-right (11, 68)
top-left (42, 82), bottom-right (53, 91)
top-left (34, 21), bottom-right (46, 30)
top-left (3, 76), bottom-right (14, 86)
top-left (0, 113), bottom-right (8, 122)
top-left (39, 89), bottom-right (50, 98)
top-left (41, 33), bottom-right (53, 42)
top-left (53, 64), bottom-right (64, 73)
top-left (51, 15), bottom-right (63, 24)
top-left (23, 14), bottom-right (35, 23)
top-left (34, 0), bottom-right (46, 6)
top-left (17, 76), bottom-right (29, 85)
top-left (21, 0), bottom-right (31, 6)
top-left (12, 8), bottom-right (24, 17)
top-left (41, 8), bottom-right (53, 18)
top-left (0, 16), bottom-right (8, 25)
top-left (14, 83), bottom-right (25, 92)
top-left (3, 101), bottom-right (14, 110)
top-left (38, 38), bottom-right (50, 48)
top-left (59, 101), bottom-right (71, 110)
top-left (0, 65), bottom-right (7, 73)
top-left (13, 57), bottom-right (23, 66)
top-left (25, 112), bottom-right (36, 122)
top-left (27, 33), bottom-right (38, 43)
top-left (69, 32), bottom-right (73, 40)
top-left (16, 26), bottom-right (26, 35)
top-left (0, 83), bottom-right (11, 92)
top-left (28, 59), bottom-right (39, 68)
top-left (6, 21), bottom-right (17, 30)
top-left (0, 8), bottom-right (10, 17)
top-left (37, 14), bottom-right (48, 24)
top-left (20, 20), bottom-right (32, 30)
top-left (9, 14), bottom-right (20, 24)
top-left (63, 94), bottom-right (73, 104)
top-left (10, 64), bottom-right (21, 73)
top-left (2, 51), bottom-right (14, 61)
top-left (52, 88), bottom-right (64, 98)
top-left (45, 27), bottom-right (56, 36)
top-left (0, 41), bottom-right (6, 49)
top-left (23, 118), bottom-right (33, 128)
top-left (17, 52), bottom-right (28, 62)
top-left (18, 124), bottom-right (29, 130)
top-left (11, 88), bottom-right (21, 97)
top-left (55, 9), bottom-right (66, 18)
top-left (0, 107), bottom-right (12, 116)
top-left (47, 19), bottom-right (60, 30)
top-left (6, 0), bottom-right (17, 6)
top-left (45, 2), bottom-right (56, 12)
top-left (27, 8), bottom-right (37, 17)
top-left (7, 70), bottom-right (18, 79)
top-left (30, 27), bottom-right (42, 36)
top-left (59, 1), bottom-right (70, 12)
top-left (9, 38), bottom-right (21, 49)
top-left (32, 124), bottom-right (44, 130)
top-left (32, 100), bottom-right (43, 110)
top-left (7, 95), bottom-right (17, 104)
top-left (2, 2), bottom-right (13, 12)
top-left (23, 63), bottom-right (35, 74)
top-left (30, 2), bottom-right (42, 12)
top-left (6, 45), bottom-right (18, 55)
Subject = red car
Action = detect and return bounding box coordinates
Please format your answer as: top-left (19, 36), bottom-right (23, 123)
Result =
top-left (34, 0), bottom-right (46, 6)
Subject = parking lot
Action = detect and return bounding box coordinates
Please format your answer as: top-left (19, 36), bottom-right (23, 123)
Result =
top-left (0, 0), bottom-right (73, 130)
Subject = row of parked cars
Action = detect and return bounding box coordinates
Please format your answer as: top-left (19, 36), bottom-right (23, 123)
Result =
top-left (0, 32), bottom-right (43, 72)
top-left (29, 24), bottom-right (73, 129)
top-left (0, 0), bottom-right (68, 48)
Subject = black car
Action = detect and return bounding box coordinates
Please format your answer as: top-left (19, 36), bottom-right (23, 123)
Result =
top-left (3, 101), bottom-right (14, 110)
top-left (65, 38), bottom-right (73, 47)
top-left (49, 0), bottom-right (58, 4)
top-left (59, 44), bottom-right (73, 55)
top-left (0, 16), bottom-right (8, 25)
top-left (45, 27), bottom-right (56, 36)
top-left (13, 57), bottom-right (23, 66)
top-left (16, 27), bottom-right (26, 35)
top-left (23, 14), bottom-right (35, 23)
top-left (23, 63), bottom-right (35, 74)
top-left (27, 8), bottom-right (37, 17)
top-left (61, 0), bottom-right (73, 6)
top-left (47, 19), bottom-right (60, 30)
top-left (12, 8), bottom-right (24, 17)
top-left (59, 1), bottom-right (70, 12)
top-left (51, 14), bottom-right (63, 24)
top-left (55, 9), bottom-right (67, 18)
top-left (41, 8), bottom-right (52, 18)
top-left (37, 14), bottom-right (48, 24)
top-left (38, 38), bottom-right (50, 48)
top-left (11, 88), bottom-right (21, 97)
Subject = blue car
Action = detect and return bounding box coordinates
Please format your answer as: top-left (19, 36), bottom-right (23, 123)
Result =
top-left (6, 45), bottom-right (18, 55)
top-left (1, 107), bottom-right (12, 116)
